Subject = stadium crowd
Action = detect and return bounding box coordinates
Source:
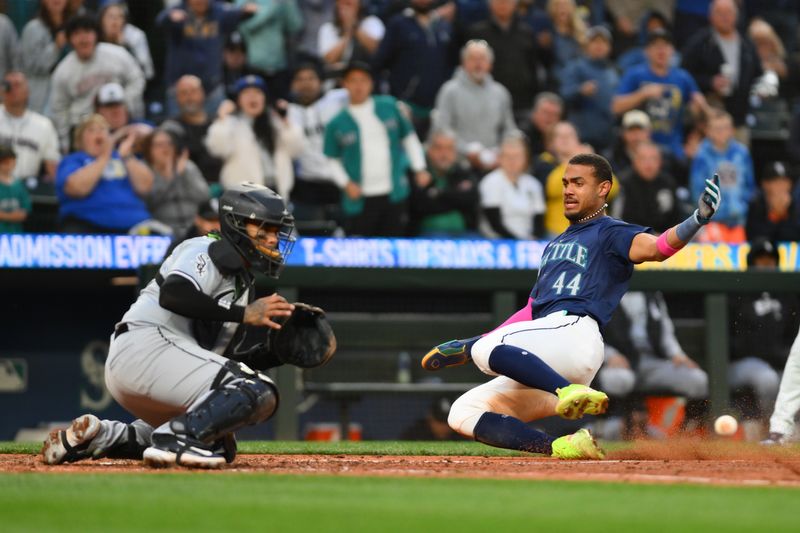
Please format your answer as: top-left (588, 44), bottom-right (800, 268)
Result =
top-left (0, 0), bottom-right (798, 242)
top-left (2, 0), bottom-right (799, 442)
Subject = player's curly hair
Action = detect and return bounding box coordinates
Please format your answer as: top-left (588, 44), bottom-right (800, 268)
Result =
top-left (568, 153), bottom-right (612, 184)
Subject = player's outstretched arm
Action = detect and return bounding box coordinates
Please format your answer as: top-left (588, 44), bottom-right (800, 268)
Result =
top-left (629, 174), bottom-right (720, 263)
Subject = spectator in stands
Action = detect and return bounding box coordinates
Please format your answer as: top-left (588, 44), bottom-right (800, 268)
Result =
top-left (604, 109), bottom-right (651, 178)
top-left (559, 25), bottom-right (618, 152)
top-left (410, 128), bottom-right (478, 236)
top-left (318, 0), bottom-right (385, 74)
top-left (141, 128), bottom-right (210, 237)
top-left (613, 29), bottom-right (707, 160)
top-left (400, 396), bottom-right (460, 441)
top-left (613, 141), bottom-right (682, 233)
top-left (166, 197), bottom-right (221, 253)
top-left (157, 0), bottom-right (257, 117)
top-left (546, 0), bottom-right (587, 85)
top-left (287, 61), bottom-right (348, 225)
top-left (524, 92), bottom-right (563, 161)
top-left (297, 0), bottom-right (335, 58)
top-left (746, 161), bottom-right (800, 242)
top-left (0, 13), bottom-right (17, 82)
top-left (221, 32), bottom-right (259, 101)
top-left (432, 40), bottom-right (517, 173)
top-left (324, 62), bottom-right (427, 236)
top-left (744, 0), bottom-right (800, 55)
top-left (55, 114), bottom-right (152, 234)
top-left (615, 10), bottom-right (676, 73)
top-left (538, 121), bottom-right (578, 232)
top-left (49, 15), bottom-right (145, 152)
top-left (373, 0), bottom-right (453, 138)
top-left (465, 0), bottom-right (548, 123)
top-left (98, 0), bottom-right (154, 81)
top-left (748, 18), bottom-right (798, 103)
top-left (681, 0), bottom-right (763, 133)
top-left (729, 239), bottom-right (799, 440)
top-left (93, 82), bottom-right (130, 134)
top-left (205, 75), bottom-right (303, 200)
top-left (235, 0), bottom-right (303, 101)
top-left (0, 145), bottom-right (30, 233)
top-left (161, 75), bottom-right (223, 187)
top-left (479, 135), bottom-right (545, 239)
top-left (690, 109), bottom-right (755, 243)
top-left (94, 82), bottom-right (153, 150)
top-left (598, 291), bottom-right (709, 439)
top-left (605, 2), bottom-right (673, 57)
top-left (533, 118), bottom-right (578, 180)
top-left (0, 71), bottom-right (61, 182)
top-left (15, 0), bottom-right (77, 114)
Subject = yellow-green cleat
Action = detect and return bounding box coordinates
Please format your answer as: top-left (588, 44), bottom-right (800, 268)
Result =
top-left (551, 428), bottom-right (606, 460)
top-left (555, 384), bottom-right (609, 419)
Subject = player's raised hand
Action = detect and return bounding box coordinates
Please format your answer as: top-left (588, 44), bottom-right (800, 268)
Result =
top-left (244, 294), bottom-right (295, 329)
top-left (697, 173), bottom-right (721, 223)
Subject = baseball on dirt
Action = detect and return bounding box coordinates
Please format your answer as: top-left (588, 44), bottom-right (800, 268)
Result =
top-left (714, 415), bottom-right (738, 436)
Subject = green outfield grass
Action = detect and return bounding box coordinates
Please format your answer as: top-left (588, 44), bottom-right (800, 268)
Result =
top-left (1, 441), bottom-right (796, 532)
top-left (1, 472), bottom-right (797, 532)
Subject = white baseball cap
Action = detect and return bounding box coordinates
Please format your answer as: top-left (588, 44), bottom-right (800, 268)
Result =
top-left (96, 82), bottom-right (125, 107)
top-left (622, 110), bottom-right (651, 130)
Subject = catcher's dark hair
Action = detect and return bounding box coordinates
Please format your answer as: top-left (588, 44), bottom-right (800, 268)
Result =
top-left (568, 153), bottom-right (613, 183)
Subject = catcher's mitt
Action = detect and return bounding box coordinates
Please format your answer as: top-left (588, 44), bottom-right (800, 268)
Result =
top-left (269, 302), bottom-right (337, 368)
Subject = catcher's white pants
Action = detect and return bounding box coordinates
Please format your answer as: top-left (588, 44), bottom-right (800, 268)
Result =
top-left (769, 326), bottom-right (800, 437)
top-left (448, 312), bottom-right (604, 437)
top-left (105, 325), bottom-right (230, 427)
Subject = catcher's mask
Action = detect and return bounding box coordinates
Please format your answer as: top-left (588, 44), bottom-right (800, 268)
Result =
top-left (219, 183), bottom-right (295, 278)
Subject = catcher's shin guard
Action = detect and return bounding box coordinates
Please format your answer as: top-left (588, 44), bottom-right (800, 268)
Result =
top-left (170, 360), bottom-right (279, 444)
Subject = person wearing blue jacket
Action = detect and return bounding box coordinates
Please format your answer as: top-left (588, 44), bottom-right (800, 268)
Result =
top-left (56, 114), bottom-right (153, 234)
top-left (689, 109), bottom-right (755, 242)
top-left (560, 25), bottom-right (618, 151)
top-left (157, 0), bottom-right (258, 117)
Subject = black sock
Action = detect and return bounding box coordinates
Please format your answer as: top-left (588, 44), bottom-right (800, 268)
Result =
top-left (487, 344), bottom-right (570, 392)
top-left (473, 412), bottom-right (555, 454)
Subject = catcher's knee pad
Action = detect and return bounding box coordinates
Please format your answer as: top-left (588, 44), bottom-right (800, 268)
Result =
top-left (171, 360), bottom-right (279, 443)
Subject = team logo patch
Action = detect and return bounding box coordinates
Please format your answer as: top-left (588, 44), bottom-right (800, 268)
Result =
top-left (195, 253), bottom-right (210, 277)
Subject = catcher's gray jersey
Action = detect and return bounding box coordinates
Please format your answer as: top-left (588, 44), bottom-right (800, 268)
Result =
top-left (120, 236), bottom-right (249, 352)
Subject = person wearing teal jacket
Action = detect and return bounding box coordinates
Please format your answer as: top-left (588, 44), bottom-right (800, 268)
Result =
top-left (236, 0), bottom-right (303, 99)
top-left (324, 62), bottom-right (428, 236)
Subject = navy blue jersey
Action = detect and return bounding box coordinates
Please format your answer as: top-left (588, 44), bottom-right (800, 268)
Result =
top-left (530, 216), bottom-right (651, 327)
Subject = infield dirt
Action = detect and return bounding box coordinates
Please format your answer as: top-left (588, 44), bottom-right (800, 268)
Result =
top-left (3, 439), bottom-right (800, 487)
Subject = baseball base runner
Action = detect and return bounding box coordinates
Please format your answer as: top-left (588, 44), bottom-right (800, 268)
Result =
top-left (422, 154), bottom-right (721, 459)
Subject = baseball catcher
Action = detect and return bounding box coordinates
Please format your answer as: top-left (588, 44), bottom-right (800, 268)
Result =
top-left (42, 183), bottom-right (336, 468)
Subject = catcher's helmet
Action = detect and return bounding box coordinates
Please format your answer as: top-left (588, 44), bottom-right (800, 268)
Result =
top-left (746, 237), bottom-right (779, 268)
top-left (219, 183), bottom-right (295, 278)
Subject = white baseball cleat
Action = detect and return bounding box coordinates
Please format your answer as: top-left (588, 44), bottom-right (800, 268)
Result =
top-left (41, 414), bottom-right (101, 465)
top-left (143, 434), bottom-right (226, 469)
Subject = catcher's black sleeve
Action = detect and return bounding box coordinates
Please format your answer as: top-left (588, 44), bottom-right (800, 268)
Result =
top-left (159, 274), bottom-right (245, 323)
